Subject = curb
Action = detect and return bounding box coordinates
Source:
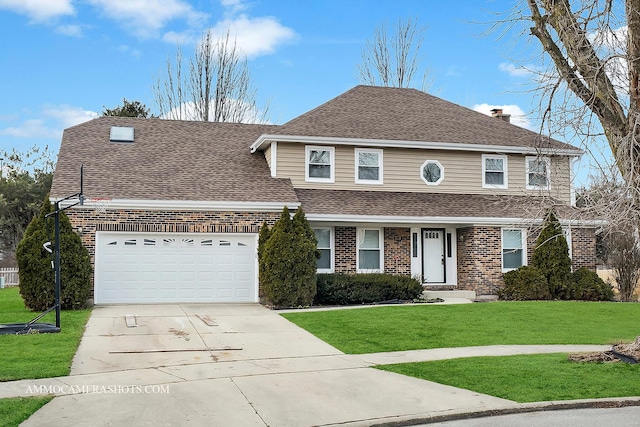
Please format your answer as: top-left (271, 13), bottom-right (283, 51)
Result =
top-left (367, 397), bottom-right (640, 426)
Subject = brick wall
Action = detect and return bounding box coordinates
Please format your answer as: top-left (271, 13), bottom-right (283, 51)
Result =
top-left (334, 226), bottom-right (356, 273)
top-left (456, 226), bottom-right (598, 295)
top-left (571, 228), bottom-right (597, 270)
top-left (457, 226), bottom-right (504, 295)
top-left (333, 227), bottom-right (411, 274)
top-left (384, 228), bottom-right (411, 275)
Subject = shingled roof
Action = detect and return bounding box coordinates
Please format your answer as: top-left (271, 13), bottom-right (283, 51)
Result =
top-left (272, 85), bottom-right (578, 152)
top-left (294, 189), bottom-right (587, 222)
top-left (50, 116), bottom-right (298, 203)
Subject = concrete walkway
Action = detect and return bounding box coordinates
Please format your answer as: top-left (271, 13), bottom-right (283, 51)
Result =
top-left (0, 303), bottom-right (624, 426)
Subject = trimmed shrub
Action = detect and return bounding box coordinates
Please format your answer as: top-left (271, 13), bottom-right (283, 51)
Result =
top-left (16, 195), bottom-right (92, 311)
top-left (531, 210), bottom-right (572, 299)
top-left (261, 207), bottom-right (318, 307)
top-left (315, 273), bottom-right (423, 305)
top-left (257, 220), bottom-right (271, 298)
top-left (569, 268), bottom-right (615, 301)
top-left (498, 266), bottom-right (551, 301)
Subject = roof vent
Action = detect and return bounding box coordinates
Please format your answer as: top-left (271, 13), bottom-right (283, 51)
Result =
top-left (110, 126), bottom-right (135, 143)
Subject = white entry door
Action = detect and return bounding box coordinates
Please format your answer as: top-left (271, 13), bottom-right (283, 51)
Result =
top-left (95, 232), bottom-right (257, 304)
top-left (423, 229), bottom-right (445, 283)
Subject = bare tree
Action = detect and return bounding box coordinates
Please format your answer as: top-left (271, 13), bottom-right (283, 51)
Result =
top-left (500, 1), bottom-right (639, 196)
top-left (154, 29), bottom-right (268, 123)
top-left (578, 167), bottom-right (640, 300)
top-left (357, 17), bottom-right (431, 90)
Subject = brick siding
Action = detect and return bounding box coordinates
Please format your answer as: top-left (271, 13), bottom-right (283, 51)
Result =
top-left (334, 226), bottom-right (357, 273)
top-left (67, 208), bottom-right (599, 298)
top-left (384, 228), bottom-right (411, 275)
top-left (456, 227), bottom-right (504, 295)
top-left (570, 228), bottom-right (597, 270)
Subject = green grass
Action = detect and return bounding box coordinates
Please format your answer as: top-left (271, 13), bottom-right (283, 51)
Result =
top-left (378, 353), bottom-right (640, 402)
top-left (0, 287), bottom-right (92, 381)
top-left (0, 397), bottom-right (52, 427)
top-left (281, 301), bottom-right (640, 354)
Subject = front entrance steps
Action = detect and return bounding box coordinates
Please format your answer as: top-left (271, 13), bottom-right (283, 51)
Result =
top-left (423, 290), bottom-right (477, 301)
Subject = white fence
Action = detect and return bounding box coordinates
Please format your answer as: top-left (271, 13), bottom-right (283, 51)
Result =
top-left (0, 268), bottom-right (19, 287)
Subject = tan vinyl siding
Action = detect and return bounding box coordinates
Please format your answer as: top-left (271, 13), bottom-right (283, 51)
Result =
top-left (275, 142), bottom-right (573, 204)
top-left (264, 145), bottom-right (272, 170)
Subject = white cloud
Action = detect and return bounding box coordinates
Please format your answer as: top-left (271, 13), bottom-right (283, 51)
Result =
top-left (209, 15), bottom-right (296, 58)
top-left (472, 103), bottom-right (533, 130)
top-left (220, 0), bottom-right (248, 15)
top-left (43, 105), bottom-right (99, 128)
top-left (0, 105), bottom-right (98, 140)
top-left (89, 0), bottom-right (207, 39)
top-left (0, 119), bottom-right (57, 139)
top-left (55, 24), bottom-right (83, 37)
top-left (498, 62), bottom-right (541, 78)
top-left (0, 0), bottom-right (74, 22)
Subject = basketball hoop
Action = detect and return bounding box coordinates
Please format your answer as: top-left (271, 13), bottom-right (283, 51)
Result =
top-left (88, 198), bottom-right (112, 213)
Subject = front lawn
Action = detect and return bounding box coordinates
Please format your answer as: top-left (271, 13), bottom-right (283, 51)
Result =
top-left (0, 397), bottom-right (52, 427)
top-left (0, 287), bottom-right (92, 381)
top-left (281, 301), bottom-right (640, 354)
top-left (378, 353), bottom-right (640, 402)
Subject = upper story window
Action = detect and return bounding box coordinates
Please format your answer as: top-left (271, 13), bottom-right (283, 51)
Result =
top-left (526, 156), bottom-right (550, 190)
top-left (355, 148), bottom-right (383, 184)
top-left (482, 154), bottom-right (508, 189)
top-left (420, 160), bottom-right (444, 186)
top-left (306, 146), bottom-right (335, 183)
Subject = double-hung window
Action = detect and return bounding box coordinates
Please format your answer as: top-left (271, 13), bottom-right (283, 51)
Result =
top-left (526, 156), bottom-right (550, 189)
top-left (314, 228), bottom-right (333, 272)
top-left (357, 228), bottom-right (383, 272)
top-left (502, 229), bottom-right (526, 271)
top-left (483, 154), bottom-right (507, 189)
top-left (355, 148), bottom-right (383, 184)
top-left (306, 146), bottom-right (334, 182)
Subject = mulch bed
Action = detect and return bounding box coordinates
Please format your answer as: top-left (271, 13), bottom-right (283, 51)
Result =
top-left (568, 336), bottom-right (640, 364)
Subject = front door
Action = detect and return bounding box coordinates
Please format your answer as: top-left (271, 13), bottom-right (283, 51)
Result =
top-left (423, 229), bottom-right (445, 283)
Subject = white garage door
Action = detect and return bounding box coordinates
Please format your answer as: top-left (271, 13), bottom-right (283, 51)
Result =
top-left (95, 232), bottom-right (257, 304)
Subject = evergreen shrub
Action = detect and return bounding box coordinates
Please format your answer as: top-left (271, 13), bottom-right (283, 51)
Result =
top-left (315, 273), bottom-right (423, 305)
top-left (569, 268), bottom-right (614, 301)
top-left (260, 207), bottom-right (318, 307)
top-left (17, 195), bottom-right (92, 311)
top-left (498, 266), bottom-right (551, 301)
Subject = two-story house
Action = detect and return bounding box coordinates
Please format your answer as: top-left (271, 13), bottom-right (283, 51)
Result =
top-left (50, 85), bottom-right (596, 304)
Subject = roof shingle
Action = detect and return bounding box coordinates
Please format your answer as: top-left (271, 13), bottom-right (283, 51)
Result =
top-left (50, 117), bottom-right (299, 203)
top-left (275, 85), bottom-right (578, 151)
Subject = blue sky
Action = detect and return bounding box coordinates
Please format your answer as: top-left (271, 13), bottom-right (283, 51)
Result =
top-left (0, 0), bottom-right (606, 185)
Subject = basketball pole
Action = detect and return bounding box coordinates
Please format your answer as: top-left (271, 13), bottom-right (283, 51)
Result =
top-left (46, 165), bottom-right (85, 330)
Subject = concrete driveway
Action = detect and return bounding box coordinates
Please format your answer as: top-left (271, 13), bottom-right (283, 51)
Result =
top-left (18, 303), bottom-right (518, 426)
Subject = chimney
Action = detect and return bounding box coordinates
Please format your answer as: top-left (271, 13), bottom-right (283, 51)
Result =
top-left (490, 108), bottom-right (511, 124)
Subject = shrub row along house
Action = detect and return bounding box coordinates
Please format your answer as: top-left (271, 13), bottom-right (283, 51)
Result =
top-left (50, 85), bottom-right (597, 304)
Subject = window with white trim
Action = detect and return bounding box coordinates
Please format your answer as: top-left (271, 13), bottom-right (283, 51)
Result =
top-left (355, 148), bottom-right (383, 184)
top-left (306, 146), bottom-right (335, 182)
top-left (420, 160), bottom-right (444, 186)
top-left (314, 228), bottom-right (333, 272)
top-left (483, 154), bottom-right (507, 189)
top-left (526, 156), bottom-right (550, 189)
top-left (357, 228), bottom-right (383, 272)
top-left (502, 229), bottom-right (526, 271)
